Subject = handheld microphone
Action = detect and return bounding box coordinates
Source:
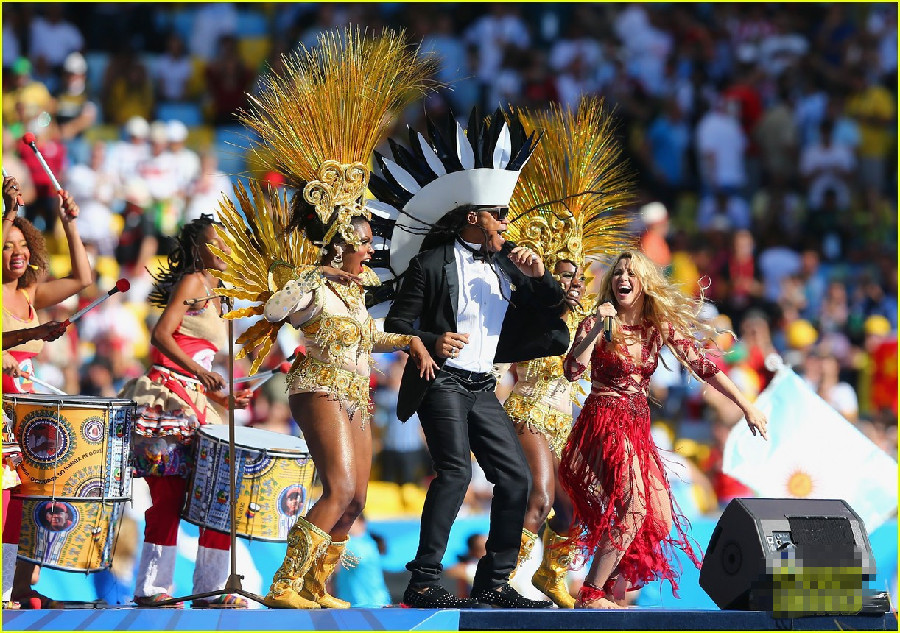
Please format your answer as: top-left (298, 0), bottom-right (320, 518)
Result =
top-left (603, 316), bottom-right (612, 342)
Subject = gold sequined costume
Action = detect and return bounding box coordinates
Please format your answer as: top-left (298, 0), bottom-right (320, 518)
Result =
top-left (265, 265), bottom-right (412, 426)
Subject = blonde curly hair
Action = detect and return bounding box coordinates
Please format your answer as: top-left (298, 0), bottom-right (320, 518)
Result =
top-left (596, 250), bottom-right (725, 375)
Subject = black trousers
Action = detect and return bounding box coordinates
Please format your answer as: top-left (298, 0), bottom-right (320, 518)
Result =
top-left (406, 371), bottom-right (531, 591)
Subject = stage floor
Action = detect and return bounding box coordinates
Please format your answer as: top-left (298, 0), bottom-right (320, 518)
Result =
top-left (3, 606), bottom-right (897, 631)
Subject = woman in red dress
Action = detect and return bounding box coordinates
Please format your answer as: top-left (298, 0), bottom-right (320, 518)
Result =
top-left (560, 250), bottom-right (769, 609)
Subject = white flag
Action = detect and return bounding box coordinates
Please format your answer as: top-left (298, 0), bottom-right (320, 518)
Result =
top-left (723, 363), bottom-right (898, 534)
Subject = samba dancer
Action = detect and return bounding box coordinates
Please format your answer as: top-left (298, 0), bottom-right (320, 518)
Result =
top-left (560, 250), bottom-right (768, 608)
top-left (217, 28), bottom-right (437, 610)
top-left (2, 177), bottom-right (87, 609)
top-left (121, 215), bottom-right (252, 608)
top-left (499, 100), bottom-right (634, 608)
top-left (372, 108), bottom-right (566, 609)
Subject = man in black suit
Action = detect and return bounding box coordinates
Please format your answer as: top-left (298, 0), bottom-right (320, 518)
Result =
top-left (385, 203), bottom-right (569, 608)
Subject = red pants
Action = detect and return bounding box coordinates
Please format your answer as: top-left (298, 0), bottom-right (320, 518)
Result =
top-left (144, 476), bottom-right (229, 550)
top-left (2, 489), bottom-right (23, 545)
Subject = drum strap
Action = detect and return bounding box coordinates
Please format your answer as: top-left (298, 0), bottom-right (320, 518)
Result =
top-left (147, 367), bottom-right (208, 426)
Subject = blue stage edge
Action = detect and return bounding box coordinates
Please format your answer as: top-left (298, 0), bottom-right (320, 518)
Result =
top-left (3, 607), bottom-right (897, 631)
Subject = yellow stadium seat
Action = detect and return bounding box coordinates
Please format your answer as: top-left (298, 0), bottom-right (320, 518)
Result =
top-left (94, 256), bottom-right (120, 284)
top-left (238, 36), bottom-right (272, 73)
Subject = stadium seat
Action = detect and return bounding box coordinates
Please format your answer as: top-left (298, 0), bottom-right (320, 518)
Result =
top-left (84, 51), bottom-right (109, 97)
top-left (235, 10), bottom-right (269, 37)
top-left (156, 102), bottom-right (204, 127)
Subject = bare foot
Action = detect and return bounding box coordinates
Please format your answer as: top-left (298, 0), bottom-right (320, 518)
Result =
top-left (576, 596), bottom-right (624, 609)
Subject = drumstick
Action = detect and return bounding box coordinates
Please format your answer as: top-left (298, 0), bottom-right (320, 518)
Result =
top-left (2, 167), bottom-right (24, 208)
top-left (63, 278), bottom-right (130, 326)
top-left (232, 361), bottom-right (292, 386)
top-left (21, 372), bottom-right (67, 395)
top-left (21, 133), bottom-right (76, 218)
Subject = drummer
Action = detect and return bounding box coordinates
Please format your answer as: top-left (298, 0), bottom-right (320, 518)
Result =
top-left (119, 215), bottom-right (252, 608)
top-left (2, 175), bottom-right (89, 609)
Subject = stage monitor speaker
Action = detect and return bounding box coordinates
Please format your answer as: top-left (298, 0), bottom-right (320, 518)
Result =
top-left (699, 498), bottom-right (876, 616)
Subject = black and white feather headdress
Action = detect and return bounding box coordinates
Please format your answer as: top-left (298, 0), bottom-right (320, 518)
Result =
top-left (367, 107), bottom-right (541, 280)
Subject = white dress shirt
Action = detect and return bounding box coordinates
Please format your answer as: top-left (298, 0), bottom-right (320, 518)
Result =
top-left (445, 239), bottom-right (510, 374)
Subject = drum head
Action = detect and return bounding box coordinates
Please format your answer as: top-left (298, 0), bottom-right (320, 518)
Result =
top-left (3, 394), bottom-right (136, 409)
top-left (199, 425), bottom-right (309, 455)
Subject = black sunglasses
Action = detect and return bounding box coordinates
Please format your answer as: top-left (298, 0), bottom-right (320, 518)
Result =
top-left (480, 207), bottom-right (509, 221)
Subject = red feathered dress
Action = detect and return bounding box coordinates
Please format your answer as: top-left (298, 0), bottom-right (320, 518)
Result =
top-left (559, 317), bottom-right (719, 594)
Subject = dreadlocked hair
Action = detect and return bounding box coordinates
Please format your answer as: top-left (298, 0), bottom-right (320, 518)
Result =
top-left (419, 205), bottom-right (477, 253)
top-left (596, 250), bottom-right (723, 379)
top-left (148, 214), bottom-right (218, 308)
top-left (8, 217), bottom-right (48, 289)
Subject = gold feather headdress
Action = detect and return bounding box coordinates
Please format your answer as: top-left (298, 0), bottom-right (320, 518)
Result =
top-left (506, 97), bottom-right (637, 308)
top-left (208, 27), bottom-right (435, 373)
top-left (240, 26), bottom-right (436, 249)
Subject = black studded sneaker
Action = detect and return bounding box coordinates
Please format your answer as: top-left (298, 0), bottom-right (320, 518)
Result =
top-left (401, 585), bottom-right (481, 609)
top-left (471, 583), bottom-right (554, 609)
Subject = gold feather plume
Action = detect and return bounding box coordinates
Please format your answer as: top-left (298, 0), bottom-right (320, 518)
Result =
top-left (507, 97), bottom-right (637, 278)
top-left (240, 26), bottom-right (436, 189)
top-left (209, 27), bottom-right (435, 374)
top-left (208, 180), bottom-right (319, 374)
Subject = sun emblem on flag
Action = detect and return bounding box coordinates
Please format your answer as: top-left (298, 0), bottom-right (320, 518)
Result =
top-left (786, 469), bottom-right (814, 497)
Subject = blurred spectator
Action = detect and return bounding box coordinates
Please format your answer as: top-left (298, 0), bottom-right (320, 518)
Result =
top-left (114, 178), bottom-right (156, 279)
top-left (1, 129), bottom-right (37, 207)
top-left (64, 140), bottom-right (118, 256)
top-left (28, 4), bottom-right (84, 75)
top-left (803, 348), bottom-right (859, 422)
top-left (104, 116), bottom-right (150, 191)
top-left (858, 315), bottom-right (898, 422)
top-left (757, 232), bottom-right (802, 303)
top-left (464, 3), bottom-right (531, 87)
top-left (167, 120), bottom-right (200, 194)
top-left (697, 189), bottom-right (751, 232)
top-left (54, 52), bottom-right (98, 155)
top-left (203, 35), bottom-right (254, 126)
top-left (154, 33), bottom-right (194, 103)
top-left (757, 13), bottom-right (808, 78)
top-left (643, 98), bottom-right (691, 208)
top-left (189, 2), bottom-right (238, 61)
top-left (2, 57), bottom-right (54, 131)
top-left (800, 119), bottom-right (855, 216)
top-left (638, 201), bottom-right (671, 269)
top-left (844, 68), bottom-right (896, 210)
top-left (101, 47), bottom-right (154, 125)
top-left (138, 120), bottom-right (180, 239)
top-left (183, 152), bottom-right (230, 223)
top-left (695, 96), bottom-right (747, 194)
top-left (80, 356), bottom-right (118, 398)
top-left (754, 79), bottom-right (798, 184)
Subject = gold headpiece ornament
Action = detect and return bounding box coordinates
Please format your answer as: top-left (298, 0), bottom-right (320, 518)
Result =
top-left (240, 26), bottom-right (436, 249)
top-left (506, 97), bottom-right (636, 307)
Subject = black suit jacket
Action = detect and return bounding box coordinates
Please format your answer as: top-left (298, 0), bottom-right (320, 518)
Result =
top-left (385, 240), bottom-right (570, 421)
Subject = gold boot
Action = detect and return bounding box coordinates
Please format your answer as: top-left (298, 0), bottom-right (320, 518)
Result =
top-left (263, 516), bottom-right (330, 609)
top-left (531, 525), bottom-right (576, 608)
top-left (297, 538), bottom-right (352, 608)
top-left (510, 529), bottom-right (538, 580)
